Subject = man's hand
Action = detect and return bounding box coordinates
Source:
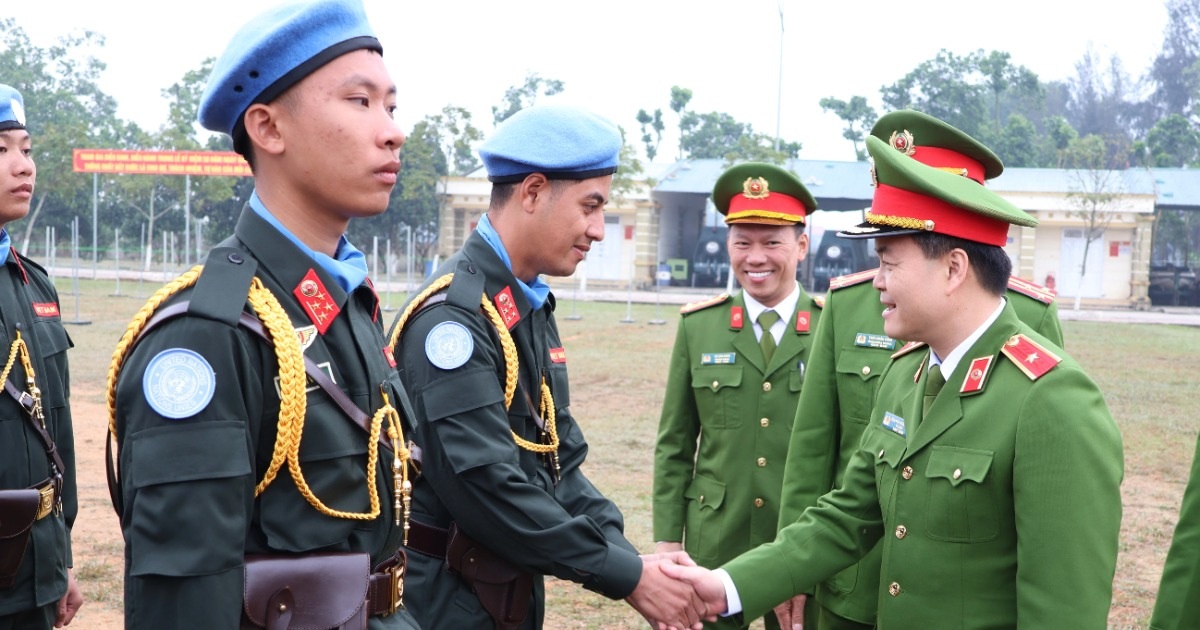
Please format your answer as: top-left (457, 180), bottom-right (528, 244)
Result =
top-left (626, 555), bottom-right (706, 630)
top-left (658, 560), bottom-right (728, 621)
top-left (55, 569), bottom-right (83, 627)
top-left (773, 593), bottom-right (807, 630)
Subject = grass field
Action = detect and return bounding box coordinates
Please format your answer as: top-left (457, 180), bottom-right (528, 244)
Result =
top-left (52, 277), bottom-right (1197, 629)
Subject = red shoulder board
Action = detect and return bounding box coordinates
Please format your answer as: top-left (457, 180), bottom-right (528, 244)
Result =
top-left (828, 268), bottom-right (878, 291)
top-left (959, 355), bottom-right (994, 394)
top-left (891, 340), bottom-right (925, 359)
top-left (730, 305), bottom-right (744, 330)
top-left (679, 293), bottom-right (730, 315)
top-left (1000, 334), bottom-right (1062, 380)
top-left (794, 311), bottom-right (811, 333)
top-left (813, 295), bottom-right (825, 308)
top-left (1006, 276), bottom-right (1056, 304)
top-left (493, 286), bottom-right (521, 330)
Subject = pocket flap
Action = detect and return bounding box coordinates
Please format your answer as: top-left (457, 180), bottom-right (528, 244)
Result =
top-left (836, 347), bottom-right (888, 382)
top-left (0, 490), bottom-right (40, 539)
top-left (683, 475), bottom-right (726, 510)
top-left (691, 365), bottom-right (742, 392)
top-left (243, 553), bottom-right (368, 627)
top-left (925, 446), bottom-right (994, 486)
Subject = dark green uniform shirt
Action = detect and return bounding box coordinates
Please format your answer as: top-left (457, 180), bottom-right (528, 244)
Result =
top-left (1151, 433), bottom-right (1200, 629)
top-left (729, 303), bottom-right (1121, 628)
top-left (393, 231), bottom-right (642, 629)
top-left (115, 208), bottom-right (418, 630)
top-left (0, 250), bottom-right (76, 618)
top-left (776, 272), bottom-right (1064, 623)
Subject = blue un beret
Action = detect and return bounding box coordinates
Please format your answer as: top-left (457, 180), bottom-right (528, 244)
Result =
top-left (479, 104), bottom-right (621, 183)
top-left (198, 0), bottom-right (381, 139)
top-left (0, 84), bottom-right (27, 132)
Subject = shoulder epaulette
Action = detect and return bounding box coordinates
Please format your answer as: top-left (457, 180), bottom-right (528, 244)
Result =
top-left (1006, 276), bottom-right (1056, 304)
top-left (828, 268), bottom-right (878, 291)
top-left (188, 247), bottom-right (259, 327)
top-left (813, 295), bottom-right (825, 309)
top-left (1000, 333), bottom-right (1062, 380)
top-left (445, 259), bottom-right (486, 312)
top-left (891, 340), bottom-right (925, 359)
top-left (680, 293), bottom-right (730, 315)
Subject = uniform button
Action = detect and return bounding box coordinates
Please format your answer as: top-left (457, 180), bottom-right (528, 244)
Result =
top-left (699, 495), bottom-right (705, 503)
top-left (901, 466), bottom-right (914, 480)
top-left (895, 525), bottom-right (907, 539)
top-left (889, 582), bottom-right (901, 597)
top-left (754, 498), bottom-right (764, 508)
top-left (953, 468), bottom-right (962, 480)
top-left (760, 417), bottom-right (770, 427)
top-left (757, 457), bottom-right (767, 467)
top-left (862, 366), bottom-right (871, 375)
top-left (878, 449), bottom-right (886, 459)
top-left (763, 382), bottom-right (772, 392)
top-left (712, 380), bottom-right (719, 389)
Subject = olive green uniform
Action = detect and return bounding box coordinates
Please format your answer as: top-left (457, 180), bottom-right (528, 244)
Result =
top-left (777, 271), bottom-right (1063, 627)
top-left (0, 250), bottom-right (76, 627)
top-left (726, 302), bottom-right (1120, 628)
top-left (653, 289), bottom-right (820, 629)
top-left (114, 208), bottom-right (418, 630)
top-left (1150, 432), bottom-right (1200, 629)
top-left (393, 232), bottom-right (643, 629)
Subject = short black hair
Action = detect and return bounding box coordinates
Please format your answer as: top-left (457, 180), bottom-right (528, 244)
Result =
top-left (488, 177), bottom-right (583, 212)
top-left (912, 232), bottom-right (1011, 296)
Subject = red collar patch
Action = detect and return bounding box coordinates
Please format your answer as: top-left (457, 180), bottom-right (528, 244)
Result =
top-left (730, 306), bottom-right (744, 330)
top-left (493, 286), bottom-right (521, 330)
top-left (383, 346), bottom-right (397, 368)
top-left (959, 355), bottom-right (993, 394)
top-left (794, 311), bottom-right (811, 334)
top-left (293, 269), bottom-right (340, 335)
top-left (549, 347), bottom-right (567, 363)
top-left (32, 302), bottom-right (59, 318)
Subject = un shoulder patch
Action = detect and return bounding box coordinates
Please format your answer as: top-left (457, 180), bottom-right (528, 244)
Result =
top-left (425, 321), bottom-right (473, 370)
top-left (143, 349), bottom-right (216, 420)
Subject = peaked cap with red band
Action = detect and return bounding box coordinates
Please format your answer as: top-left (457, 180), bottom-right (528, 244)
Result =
top-left (838, 135), bottom-right (1035, 246)
top-left (711, 162), bottom-right (816, 226)
top-left (870, 109), bottom-right (1004, 183)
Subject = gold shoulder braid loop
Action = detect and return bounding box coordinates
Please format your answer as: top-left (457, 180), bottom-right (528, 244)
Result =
top-left (107, 265), bottom-right (413, 523)
top-left (388, 274), bottom-right (559, 467)
top-left (1, 329), bottom-right (42, 425)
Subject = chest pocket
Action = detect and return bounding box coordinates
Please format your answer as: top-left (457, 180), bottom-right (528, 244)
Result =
top-left (690, 365), bottom-right (744, 429)
top-left (862, 424), bottom-right (906, 490)
top-left (923, 446), bottom-right (998, 543)
top-left (835, 347), bottom-right (889, 425)
top-left (31, 319), bottom-right (72, 410)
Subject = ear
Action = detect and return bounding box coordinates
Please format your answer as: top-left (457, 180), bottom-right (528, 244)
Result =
top-left (944, 248), bottom-right (971, 294)
top-left (243, 103), bottom-right (286, 157)
top-left (518, 173), bottom-right (551, 214)
top-left (795, 232), bottom-right (810, 262)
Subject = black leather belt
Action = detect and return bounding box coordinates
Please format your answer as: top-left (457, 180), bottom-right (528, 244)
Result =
top-left (404, 519), bottom-right (449, 559)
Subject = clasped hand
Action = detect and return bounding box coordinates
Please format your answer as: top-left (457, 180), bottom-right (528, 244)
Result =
top-left (625, 548), bottom-right (728, 630)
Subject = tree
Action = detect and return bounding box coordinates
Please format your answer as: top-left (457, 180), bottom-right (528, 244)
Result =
top-left (1145, 113), bottom-right (1200, 166)
top-left (880, 49), bottom-right (989, 140)
top-left (635, 108), bottom-right (664, 161)
top-left (426, 105), bottom-right (482, 176)
top-left (668, 86), bottom-right (693, 159)
top-left (1044, 115), bottom-right (1079, 167)
top-left (993, 114), bottom-right (1039, 167)
top-left (491, 73), bottom-right (564, 126)
top-left (1062, 134), bottom-right (1124, 310)
top-left (611, 127), bottom-right (645, 206)
top-left (1064, 48), bottom-right (1136, 166)
top-left (677, 111), bottom-right (799, 163)
top-left (818, 96), bottom-right (876, 161)
top-left (1149, 0), bottom-right (1200, 119)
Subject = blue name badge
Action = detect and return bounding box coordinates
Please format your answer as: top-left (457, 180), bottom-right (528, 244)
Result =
top-left (701, 352), bottom-right (736, 365)
top-left (855, 333), bottom-right (897, 350)
top-left (882, 411), bottom-right (907, 437)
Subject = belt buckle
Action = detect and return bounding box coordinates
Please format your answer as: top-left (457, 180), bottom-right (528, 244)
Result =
top-left (384, 559), bottom-right (404, 616)
top-left (35, 483), bottom-right (54, 520)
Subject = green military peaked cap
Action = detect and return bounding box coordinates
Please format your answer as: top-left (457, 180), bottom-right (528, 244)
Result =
top-left (840, 135), bottom-right (1034, 247)
top-left (711, 162), bottom-right (817, 226)
top-left (870, 109), bottom-right (1003, 183)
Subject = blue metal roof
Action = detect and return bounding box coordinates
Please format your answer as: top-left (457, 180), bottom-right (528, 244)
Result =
top-left (1149, 168), bottom-right (1200, 209)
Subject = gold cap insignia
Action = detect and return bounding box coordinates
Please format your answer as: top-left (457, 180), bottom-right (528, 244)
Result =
top-left (889, 129), bottom-right (916, 156)
top-left (743, 176), bottom-right (770, 199)
top-left (868, 157), bottom-right (878, 187)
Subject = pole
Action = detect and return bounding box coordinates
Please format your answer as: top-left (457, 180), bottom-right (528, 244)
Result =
top-left (68, 217), bottom-right (91, 325)
top-left (620, 257), bottom-right (636, 324)
top-left (184, 174), bottom-right (191, 267)
top-left (92, 172), bottom-right (98, 278)
top-left (565, 264), bottom-right (583, 321)
top-left (136, 223), bottom-right (146, 298)
top-left (774, 1), bottom-right (784, 153)
top-left (383, 238), bottom-right (395, 311)
top-left (162, 231), bottom-right (168, 282)
top-left (372, 235), bottom-right (379, 284)
top-left (112, 228), bottom-right (121, 296)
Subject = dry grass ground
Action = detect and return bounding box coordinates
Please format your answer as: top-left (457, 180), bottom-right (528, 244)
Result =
top-left (53, 279), bottom-right (1196, 629)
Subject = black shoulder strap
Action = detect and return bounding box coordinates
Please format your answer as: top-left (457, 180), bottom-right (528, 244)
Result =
top-left (445, 259), bottom-right (486, 312)
top-left (189, 247), bottom-right (259, 326)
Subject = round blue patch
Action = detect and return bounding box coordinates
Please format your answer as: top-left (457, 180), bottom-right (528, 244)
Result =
top-left (425, 321), bottom-right (473, 370)
top-left (142, 349), bottom-right (216, 420)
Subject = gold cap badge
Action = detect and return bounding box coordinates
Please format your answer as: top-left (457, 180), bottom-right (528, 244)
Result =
top-left (889, 129), bottom-right (916, 156)
top-left (743, 176), bottom-right (770, 199)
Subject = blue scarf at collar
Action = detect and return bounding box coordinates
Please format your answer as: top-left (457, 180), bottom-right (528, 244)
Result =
top-left (249, 192), bottom-right (368, 294)
top-left (0, 230), bottom-right (9, 265)
top-left (476, 214), bottom-right (551, 310)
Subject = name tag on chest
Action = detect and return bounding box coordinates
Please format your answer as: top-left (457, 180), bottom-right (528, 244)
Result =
top-left (882, 411), bottom-right (907, 437)
top-left (701, 352), bottom-right (736, 365)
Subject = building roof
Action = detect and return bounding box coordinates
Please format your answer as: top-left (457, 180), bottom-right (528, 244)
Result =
top-left (1149, 168), bottom-right (1200, 209)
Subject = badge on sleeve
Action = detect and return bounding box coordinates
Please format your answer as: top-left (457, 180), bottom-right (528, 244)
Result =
top-left (142, 349), bottom-right (216, 420)
top-left (425, 321), bottom-right (474, 370)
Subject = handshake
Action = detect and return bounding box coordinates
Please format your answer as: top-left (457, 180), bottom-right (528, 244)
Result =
top-left (623, 543), bottom-right (728, 630)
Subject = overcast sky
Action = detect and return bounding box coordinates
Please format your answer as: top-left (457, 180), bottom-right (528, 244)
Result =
top-left (8, 0), bottom-right (1172, 162)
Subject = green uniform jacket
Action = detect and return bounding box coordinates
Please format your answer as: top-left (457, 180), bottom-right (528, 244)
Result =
top-left (115, 208), bottom-right (418, 630)
top-left (727, 303), bottom-right (1121, 628)
top-left (653, 288), bottom-right (820, 570)
top-left (0, 250), bottom-right (76, 617)
top-left (1150, 433), bottom-right (1200, 629)
top-left (392, 232), bottom-right (642, 630)
top-left (776, 272), bottom-right (1063, 623)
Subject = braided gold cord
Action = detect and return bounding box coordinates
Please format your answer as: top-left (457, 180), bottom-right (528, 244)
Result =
top-left (511, 378), bottom-right (559, 454)
top-left (0, 334), bottom-right (25, 390)
top-left (865, 211), bottom-right (934, 232)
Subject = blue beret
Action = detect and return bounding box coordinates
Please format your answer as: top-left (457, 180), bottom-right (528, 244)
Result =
top-left (479, 104), bottom-right (621, 183)
top-left (198, 0), bottom-right (381, 138)
top-left (0, 84), bottom-right (26, 132)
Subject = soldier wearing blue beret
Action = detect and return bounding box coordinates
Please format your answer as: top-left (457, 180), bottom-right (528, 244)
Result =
top-left (0, 84), bottom-right (84, 629)
top-left (108, 1), bottom-right (419, 628)
top-left (387, 103), bottom-right (706, 630)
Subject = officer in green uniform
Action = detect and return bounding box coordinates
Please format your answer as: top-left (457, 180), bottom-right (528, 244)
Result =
top-left (653, 162), bottom-right (820, 630)
top-left (0, 84), bottom-right (82, 629)
top-left (389, 104), bottom-right (704, 630)
top-left (110, 2), bottom-right (418, 628)
top-left (662, 131), bottom-right (1124, 629)
top-left (1150, 434), bottom-right (1200, 629)
top-left (773, 110), bottom-right (1063, 630)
